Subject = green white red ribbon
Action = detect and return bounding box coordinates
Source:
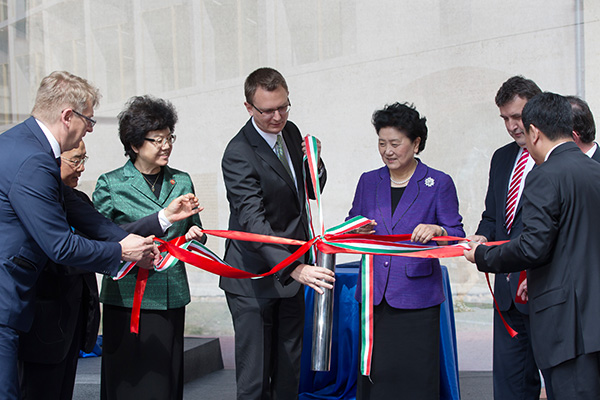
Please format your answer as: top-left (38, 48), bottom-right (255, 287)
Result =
top-left (360, 254), bottom-right (374, 376)
top-left (120, 134), bottom-right (516, 373)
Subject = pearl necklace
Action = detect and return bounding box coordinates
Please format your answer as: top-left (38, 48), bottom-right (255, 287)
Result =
top-left (390, 159), bottom-right (417, 186)
top-left (390, 175), bottom-right (412, 186)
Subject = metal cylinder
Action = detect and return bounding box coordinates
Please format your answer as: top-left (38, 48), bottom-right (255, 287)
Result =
top-left (311, 251), bottom-right (336, 371)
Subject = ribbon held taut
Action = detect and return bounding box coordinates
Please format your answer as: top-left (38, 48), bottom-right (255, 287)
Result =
top-left (120, 135), bottom-right (515, 372)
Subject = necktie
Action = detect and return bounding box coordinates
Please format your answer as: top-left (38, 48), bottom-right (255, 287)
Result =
top-left (505, 148), bottom-right (529, 234)
top-left (274, 135), bottom-right (293, 179)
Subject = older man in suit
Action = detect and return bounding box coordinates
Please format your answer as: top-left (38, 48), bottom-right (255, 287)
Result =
top-left (468, 76), bottom-right (553, 400)
top-left (0, 71), bottom-right (157, 399)
top-left (18, 140), bottom-right (201, 400)
top-left (220, 67), bottom-right (334, 399)
top-left (465, 92), bottom-right (600, 399)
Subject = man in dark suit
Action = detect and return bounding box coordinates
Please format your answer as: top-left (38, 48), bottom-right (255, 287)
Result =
top-left (517, 96), bottom-right (600, 304)
top-left (0, 71), bottom-right (158, 399)
top-left (465, 92), bottom-right (600, 399)
top-left (468, 76), bottom-right (552, 400)
top-left (567, 96), bottom-right (600, 161)
top-left (220, 67), bottom-right (334, 399)
top-left (18, 140), bottom-right (201, 400)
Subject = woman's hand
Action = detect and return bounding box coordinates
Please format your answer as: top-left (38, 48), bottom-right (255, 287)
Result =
top-left (185, 225), bottom-right (205, 242)
top-left (352, 219), bottom-right (377, 235)
top-left (164, 193), bottom-right (203, 223)
top-left (411, 224), bottom-right (444, 244)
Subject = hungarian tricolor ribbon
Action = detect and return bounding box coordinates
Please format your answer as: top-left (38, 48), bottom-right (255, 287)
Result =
top-left (120, 135), bottom-right (516, 377)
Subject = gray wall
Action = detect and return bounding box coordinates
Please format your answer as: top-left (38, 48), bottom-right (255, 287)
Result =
top-left (1, 0), bottom-right (598, 302)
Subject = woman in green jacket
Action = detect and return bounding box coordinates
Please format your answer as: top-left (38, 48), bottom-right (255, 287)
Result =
top-left (93, 95), bottom-right (205, 400)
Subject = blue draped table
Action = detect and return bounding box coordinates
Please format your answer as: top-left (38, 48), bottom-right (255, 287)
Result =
top-left (299, 262), bottom-right (460, 400)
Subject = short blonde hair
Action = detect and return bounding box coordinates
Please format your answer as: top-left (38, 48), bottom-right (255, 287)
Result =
top-left (31, 71), bottom-right (101, 124)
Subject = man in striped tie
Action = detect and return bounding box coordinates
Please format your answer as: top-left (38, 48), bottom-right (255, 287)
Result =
top-left (468, 76), bottom-right (554, 400)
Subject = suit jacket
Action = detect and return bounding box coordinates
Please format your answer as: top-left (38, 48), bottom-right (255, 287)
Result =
top-left (475, 141), bottom-right (529, 313)
top-left (219, 119), bottom-right (327, 298)
top-left (0, 117), bottom-right (126, 332)
top-left (347, 162), bottom-right (464, 309)
top-left (475, 142), bottom-right (600, 369)
top-left (93, 161), bottom-right (203, 310)
top-left (19, 188), bottom-right (164, 363)
top-left (591, 143), bottom-right (600, 162)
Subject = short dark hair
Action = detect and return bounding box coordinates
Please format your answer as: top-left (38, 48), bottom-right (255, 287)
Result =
top-left (522, 92), bottom-right (573, 141)
top-left (244, 67), bottom-right (288, 103)
top-left (118, 95), bottom-right (178, 162)
top-left (566, 95), bottom-right (595, 144)
top-left (495, 76), bottom-right (542, 107)
top-left (372, 102), bottom-right (427, 153)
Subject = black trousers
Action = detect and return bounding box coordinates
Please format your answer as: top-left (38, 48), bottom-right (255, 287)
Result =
top-left (226, 289), bottom-right (304, 400)
top-left (493, 305), bottom-right (554, 400)
top-left (19, 296), bottom-right (86, 400)
top-left (357, 300), bottom-right (440, 400)
top-left (550, 351), bottom-right (600, 400)
top-left (100, 304), bottom-right (185, 400)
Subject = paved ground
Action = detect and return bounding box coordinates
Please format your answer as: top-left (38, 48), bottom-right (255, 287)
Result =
top-left (76, 296), bottom-right (550, 399)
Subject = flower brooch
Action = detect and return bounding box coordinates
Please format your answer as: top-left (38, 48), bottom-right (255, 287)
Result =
top-left (425, 177), bottom-right (435, 187)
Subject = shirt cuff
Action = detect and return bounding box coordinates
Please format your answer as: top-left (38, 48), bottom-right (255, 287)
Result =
top-left (158, 209), bottom-right (173, 232)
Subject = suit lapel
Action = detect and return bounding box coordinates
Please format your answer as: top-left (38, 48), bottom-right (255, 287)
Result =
top-left (591, 142), bottom-right (600, 162)
top-left (158, 166), bottom-right (177, 205)
top-left (391, 161), bottom-right (425, 230)
top-left (244, 120), bottom-right (300, 200)
top-left (123, 161), bottom-right (165, 207)
top-left (376, 168), bottom-right (393, 235)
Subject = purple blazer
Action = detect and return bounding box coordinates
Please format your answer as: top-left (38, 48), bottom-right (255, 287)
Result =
top-left (347, 160), bottom-right (464, 309)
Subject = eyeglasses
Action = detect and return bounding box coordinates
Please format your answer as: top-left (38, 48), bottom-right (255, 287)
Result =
top-left (250, 99), bottom-right (291, 117)
top-left (72, 110), bottom-right (97, 128)
top-left (61, 155), bottom-right (89, 169)
top-left (144, 134), bottom-right (177, 147)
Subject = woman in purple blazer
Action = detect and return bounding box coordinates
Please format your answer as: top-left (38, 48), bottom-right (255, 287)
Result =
top-left (348, 102), bottom-right (464, 399)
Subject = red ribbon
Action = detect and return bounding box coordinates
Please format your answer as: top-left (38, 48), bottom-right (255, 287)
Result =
top-left (128, 229), bottom-right (516, 336)
top-left (130, 268), bottom-right (148, 334)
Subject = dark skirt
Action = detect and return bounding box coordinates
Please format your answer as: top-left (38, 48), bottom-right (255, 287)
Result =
top-left (357, 300), bottom-right (440, 400)
top-left (100, 304), bottom-right (185, 400)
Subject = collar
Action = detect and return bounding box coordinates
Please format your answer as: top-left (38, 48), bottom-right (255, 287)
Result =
top-left (251, 117), bottom-right (281, 148)
top-left (544, 141), bottom-right (570, 162)
top-left (35, 118), bottom-right (61, 158)
top-left (585, 142), bottom-right (598, 158)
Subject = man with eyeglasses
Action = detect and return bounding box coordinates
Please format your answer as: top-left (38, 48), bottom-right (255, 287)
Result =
top-left (221, 67), bottom-right (334, 399)
top-left (0, 71), bottom-right (162, 399)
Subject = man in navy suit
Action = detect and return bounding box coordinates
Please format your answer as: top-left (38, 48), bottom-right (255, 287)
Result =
top-left (0, 71), bottom-right (158, 399)
top-left (468, 76), bottom-right (553, 399)
top-left (466, 92), bottom-right (600, 400)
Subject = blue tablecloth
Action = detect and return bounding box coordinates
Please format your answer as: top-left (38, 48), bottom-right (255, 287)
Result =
top-left (299, 263), bottom-right (460, 400)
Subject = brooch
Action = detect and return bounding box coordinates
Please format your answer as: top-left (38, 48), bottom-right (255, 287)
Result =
top-left (425, 177), bottom-right (435, 187)
top-left (170, 179), bottom-right (175, 185)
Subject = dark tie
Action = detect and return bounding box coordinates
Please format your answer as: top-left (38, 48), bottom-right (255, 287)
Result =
top-left (56, 157), bottom-right (61, 167)
top-left (274, 135), bottom-right (293, 179)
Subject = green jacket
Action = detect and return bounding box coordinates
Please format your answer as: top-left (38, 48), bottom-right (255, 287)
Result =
top-left (93, 161), bottom-right (203, 309)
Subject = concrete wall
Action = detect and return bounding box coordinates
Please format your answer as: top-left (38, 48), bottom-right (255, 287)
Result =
top-left (1, 0), bottom-right (598, 302)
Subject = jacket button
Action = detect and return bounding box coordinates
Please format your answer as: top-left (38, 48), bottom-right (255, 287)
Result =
top-left (384, 261), bottom-right (389, 267)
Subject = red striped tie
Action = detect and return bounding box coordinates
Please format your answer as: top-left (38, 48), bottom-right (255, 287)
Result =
top-left (505, 149), bottom-right (529, 234)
